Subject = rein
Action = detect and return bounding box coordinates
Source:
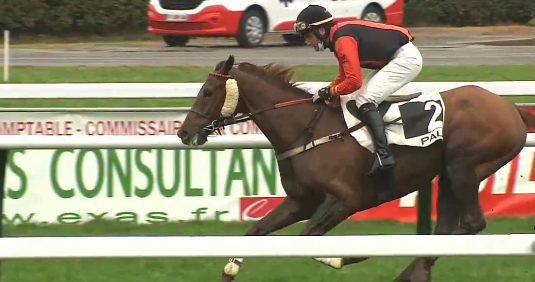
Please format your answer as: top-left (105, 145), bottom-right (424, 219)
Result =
top-left (197, 71), bottom-right (344, 160)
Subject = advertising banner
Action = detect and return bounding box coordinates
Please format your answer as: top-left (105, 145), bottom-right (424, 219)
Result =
top-left (0, 110), bottom-right (261, 136)
top-left (0, 109), bottom-right (278, 224)
top-left (239, 150), bottom-right (535, 222)
top-left (3, 147), bottom-right (281, 224)
top-left (0, 108), bottom-right (534, 225)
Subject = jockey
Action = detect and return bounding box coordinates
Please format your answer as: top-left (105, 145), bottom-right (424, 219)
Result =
top-left (294, 4), bottom-right (423, 181)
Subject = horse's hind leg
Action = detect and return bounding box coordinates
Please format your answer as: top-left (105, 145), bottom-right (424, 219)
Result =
top-left (318, 257), bottom-right (368, 268)
top-left (443, 138), bottom-right (523, 237)
top-left (392, 171), bottom-right (461, 282)
top-left (303, 188), bottom-right (375, 270)
top-left (395, 156), bottom-right (485, 282)
top-left (298, 185), bottom-right (365, 236)
top-left (400, 154), bottom-right (492, 281)
top-left (393, 144), bottom-right (520, 282)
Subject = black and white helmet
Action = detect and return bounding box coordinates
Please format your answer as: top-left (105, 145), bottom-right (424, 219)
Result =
top-left (294, 5), bottom-right (334, 36)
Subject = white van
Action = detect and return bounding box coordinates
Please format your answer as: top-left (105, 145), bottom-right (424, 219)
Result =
top-left (147, 0), bottom-right (405, 48)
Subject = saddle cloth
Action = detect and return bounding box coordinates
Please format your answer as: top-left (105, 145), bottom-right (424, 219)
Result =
top-left (339, 91), bottom-right (446, 153)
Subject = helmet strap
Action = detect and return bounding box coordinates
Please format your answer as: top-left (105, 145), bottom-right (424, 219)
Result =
top-left (313, 26), bottom-right (329, 50)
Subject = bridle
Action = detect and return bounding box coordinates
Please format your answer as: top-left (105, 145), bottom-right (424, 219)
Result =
top-left (188, 70), bottom-right (344, 160)
top-left (193, 71), bottom-right (313, 134)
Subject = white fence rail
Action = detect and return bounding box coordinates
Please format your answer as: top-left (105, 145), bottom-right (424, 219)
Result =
top-left (0, 135), bottom-right (273, 149)
top-left (0, 234), bottom-right (533, 259)
top-left (0, 134), bottom-right (533, 149)
top-left (0, 81), bottom-right (534, 99)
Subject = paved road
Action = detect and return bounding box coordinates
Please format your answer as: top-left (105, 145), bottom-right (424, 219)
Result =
top-left (3, 45), bottom-right (535, 66)
top-left (1, 35), bottom-right (535, 67)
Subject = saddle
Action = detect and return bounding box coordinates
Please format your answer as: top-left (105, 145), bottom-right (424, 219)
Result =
top-left (345, 92), bottom-right (422, 121)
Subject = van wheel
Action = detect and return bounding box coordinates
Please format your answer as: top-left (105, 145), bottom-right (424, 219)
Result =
top-left (163, 35), bottom-right (190, 47)
top-left (236, 10), bottom-right (265, 48)
top-left (361, 5), bottom-right (385, 23)
top-left (282, 34), bottom-right (306, 46)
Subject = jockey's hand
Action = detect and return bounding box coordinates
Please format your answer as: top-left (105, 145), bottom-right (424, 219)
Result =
top-left (313, 86), bottom-right (333, 103)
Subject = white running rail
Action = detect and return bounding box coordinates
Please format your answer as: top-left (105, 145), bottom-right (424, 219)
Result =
top-left (0, 234), bottom-right (533, 259)
top-left (0, 81), bottom-right (534, 99)
top-left (0, 134), bottom-right (532, 149)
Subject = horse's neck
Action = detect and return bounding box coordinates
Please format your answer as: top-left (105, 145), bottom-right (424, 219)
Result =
top-left (233, 70), bottom-right (331, 153)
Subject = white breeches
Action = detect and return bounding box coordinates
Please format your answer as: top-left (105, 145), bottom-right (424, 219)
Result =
top-left (354, 41), bottom-right (423, 107)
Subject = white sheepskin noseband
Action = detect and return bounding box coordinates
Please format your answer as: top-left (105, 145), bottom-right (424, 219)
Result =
top-left (221, 78), bottom-right (239, 117)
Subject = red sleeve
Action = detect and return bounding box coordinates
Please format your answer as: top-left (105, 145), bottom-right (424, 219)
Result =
top-left (331, 36), bottom-right (363, 96)
top-left (330, 61), bottom-right (345, 87)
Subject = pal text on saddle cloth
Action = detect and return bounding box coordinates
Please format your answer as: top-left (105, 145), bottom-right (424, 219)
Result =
top-left (339, 91), bottom-right (446, 153)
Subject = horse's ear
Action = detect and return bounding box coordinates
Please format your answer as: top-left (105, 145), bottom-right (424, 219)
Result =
top-left (221, 55), bottom-right (234, 75)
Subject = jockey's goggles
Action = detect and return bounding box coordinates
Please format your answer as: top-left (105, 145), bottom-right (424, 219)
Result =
top-left (293, 17), bottom-right (334, 34)
top-left (294, 21), bottom-right (311, 33)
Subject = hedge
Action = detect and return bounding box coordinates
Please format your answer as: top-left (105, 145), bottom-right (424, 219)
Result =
top-left (0, 0), bottom-right (533, 36)
top-left (403, 0), bottom-right (535, 27)
top-left (0, 0), bottom-right (148, 37)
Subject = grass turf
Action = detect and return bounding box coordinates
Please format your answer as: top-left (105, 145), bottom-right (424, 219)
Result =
top-left (4, 218), bottom-right (535, 282)
top-left (1, 64), bottom-right (535, 108)
top-left (1, 65), bottom-right (534, 281)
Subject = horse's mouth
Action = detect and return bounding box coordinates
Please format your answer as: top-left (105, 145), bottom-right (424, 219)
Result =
top-left (188, 132), bottom-right (209, 146)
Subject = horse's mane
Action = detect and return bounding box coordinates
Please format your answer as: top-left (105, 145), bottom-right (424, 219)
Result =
top-left (214, 59), bottom-right (311, 97)
top-left (236, 62), bottom-right (312, 97)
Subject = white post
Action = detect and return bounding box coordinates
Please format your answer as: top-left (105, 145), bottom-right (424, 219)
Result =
top-left (3, 30), bottom-right (9, 82)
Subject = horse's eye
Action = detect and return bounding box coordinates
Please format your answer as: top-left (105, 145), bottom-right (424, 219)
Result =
top-left (203, 87), bottom-right (213, 97)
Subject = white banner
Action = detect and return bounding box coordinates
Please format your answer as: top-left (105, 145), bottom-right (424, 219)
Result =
top-left (4, 148), bottom-right (283, 225)
top-left (1, 111), bottom-right (281, 225)
top-left (0, 111), bottom-right (261, 136)
top-left (1, 111), bottom-right (535, 225)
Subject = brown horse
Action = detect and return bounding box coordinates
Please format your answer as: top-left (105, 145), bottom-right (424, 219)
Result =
top-left (177, 55), bottom-right (535, 282)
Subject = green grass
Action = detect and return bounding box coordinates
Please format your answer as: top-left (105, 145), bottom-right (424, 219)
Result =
top-left (3, 218), bottom-right (535, 282)
top-left (1, 64), bottom-right (535, 108)
top-left (6, 64), bottom-right (535, 83)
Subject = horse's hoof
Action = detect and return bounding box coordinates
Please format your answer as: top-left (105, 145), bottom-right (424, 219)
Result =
top-left (409, 270), bottom-right (430, 282)
top-left (392, 276), bottom-right (411, 282)
top-left (221, 273), bottom-right (235, 282)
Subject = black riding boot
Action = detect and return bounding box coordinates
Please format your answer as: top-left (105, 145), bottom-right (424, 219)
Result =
top-left (358, 102), bottom-right (396, 176)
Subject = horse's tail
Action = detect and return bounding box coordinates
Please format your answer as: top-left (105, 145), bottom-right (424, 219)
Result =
top-left (515, 105), bottom-right (535, 131)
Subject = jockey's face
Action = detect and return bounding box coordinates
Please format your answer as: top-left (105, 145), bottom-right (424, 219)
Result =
top-left (303, 32), bottom-right (321, 51)
top-left (303, 27), bottom-right (326, 52)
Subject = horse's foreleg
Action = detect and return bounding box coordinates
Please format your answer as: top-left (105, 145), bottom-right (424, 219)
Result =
top-left (221, 195), bottom-right (322, 282)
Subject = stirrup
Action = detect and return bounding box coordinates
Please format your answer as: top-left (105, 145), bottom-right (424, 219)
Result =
top-left (367, 152), bottom-right (395, 176)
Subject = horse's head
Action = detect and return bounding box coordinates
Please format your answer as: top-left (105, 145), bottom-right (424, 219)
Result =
top-left (178, 57), bottom-right (344, 156)
top-left (177, 55), bottom-right (244, 146)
